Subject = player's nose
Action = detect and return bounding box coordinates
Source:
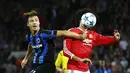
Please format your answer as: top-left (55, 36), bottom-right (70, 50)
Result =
top-left (33, 22), bottom-right (37, 25)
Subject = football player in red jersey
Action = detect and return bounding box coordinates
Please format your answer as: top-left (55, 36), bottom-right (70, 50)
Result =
top-left (63, 8), bottom-right (120, 73)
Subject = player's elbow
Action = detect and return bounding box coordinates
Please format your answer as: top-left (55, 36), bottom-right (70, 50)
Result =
top-left (57, 30), bottom-right (67, 37)
top-left (61, 30), bottom-right (68, 37)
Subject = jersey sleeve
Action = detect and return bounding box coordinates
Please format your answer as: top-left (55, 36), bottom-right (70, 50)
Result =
top-left (63, 37), bottom-right (73, 59)
top-left (63, 28), bottom-right (79, 59)
top-left (93, 32), bottom-right (118, 46)
top-left (62, 55), bottom-right (69, 69)
top-left (55, 51), bottom-right (62, 67)
top-left (41, 29), bottom-right (57, 39)
top-left (63, 29), bottom-right (76, 59)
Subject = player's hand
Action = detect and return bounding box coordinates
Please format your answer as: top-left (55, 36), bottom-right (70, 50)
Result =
top-left (114, 30), bottom-right (120, 40)
top-left (57, 68), bottom-right (64, 73)
top-left (60, 69), bottom-right (64, 73)
top-left (80, 32), bottom-right (86, 40)
top-left (80, 58), bottom-right (92, 65)
top-left (21, 58), bottom-right (28, 69)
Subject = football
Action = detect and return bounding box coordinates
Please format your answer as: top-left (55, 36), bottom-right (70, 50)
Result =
top-left (81, 12), bottom-right (96, 28)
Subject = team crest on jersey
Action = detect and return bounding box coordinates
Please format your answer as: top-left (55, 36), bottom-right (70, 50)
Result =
top-left (89, 34), bottom-right (93, 38)
top-left (31, 38), bottom-right (43, 49)
top-left (36, 38), bottom-right (40, 43)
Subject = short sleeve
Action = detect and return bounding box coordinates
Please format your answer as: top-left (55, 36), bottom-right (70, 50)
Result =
top-left (40, 29), bottom-right (57, 39)
top-left (55, 51), bottom-right (62, 67)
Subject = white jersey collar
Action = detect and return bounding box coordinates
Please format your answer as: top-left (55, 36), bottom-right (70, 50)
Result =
top-left (77, 27), bottom-right (88, 33)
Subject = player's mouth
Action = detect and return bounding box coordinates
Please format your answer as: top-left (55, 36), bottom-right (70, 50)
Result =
top-left (33, 26), bottom-right (37, 28)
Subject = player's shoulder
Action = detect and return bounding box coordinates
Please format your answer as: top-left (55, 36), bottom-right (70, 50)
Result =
top-left (68, 27), bottom-right (79, 31)
top-left (87, 30), bottom-right (102, 39)
top-left (25, 33), bottom-right (31, 42)
top-left (40, 29), bottom-right (56, 35)
top-left (87, 30), bottom-right (100, 38)
top-left (25, 32), bottom-right (31, 38)
top-left (59, 50), bottom-right (63, 56)
top-left (40, 29), bottom-right (51, 34)
top-left (88, 30), bottom-right (98, 34)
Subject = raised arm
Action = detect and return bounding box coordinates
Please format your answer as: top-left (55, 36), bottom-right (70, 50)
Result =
top-left (40, 29), bottom-right (86, 40)
top-left (94, 30), bottom-right (120, 46)
top-left (56, 30), bottom-right (86, 39)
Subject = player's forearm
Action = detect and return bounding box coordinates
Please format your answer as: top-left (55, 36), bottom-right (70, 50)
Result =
top-left (56, 66), bottom-right (63, 72)
top-left (56, 30), bottom-right (85, 39)
top-left (25, 51), bottom-right (33, 60)
top-left (100, 36), bottom-right (117, 45)
top-left (24, 44), bottom-right (33, 60)
top-left (72, 56), bottom-right (92, 64)
top-left (72, 55), bottom-right (82, 62)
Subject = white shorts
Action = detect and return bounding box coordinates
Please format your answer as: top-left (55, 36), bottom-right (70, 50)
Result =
top-left (67, 70), bottom-right (90, 73)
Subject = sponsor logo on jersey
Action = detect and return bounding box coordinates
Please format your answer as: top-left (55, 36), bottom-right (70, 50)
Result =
top-left (83, 39), bottom-right (92, 43)
top-left (31, 44), bottom-right (42, 49)
top-left (83, 39), bottom-right (92, 46)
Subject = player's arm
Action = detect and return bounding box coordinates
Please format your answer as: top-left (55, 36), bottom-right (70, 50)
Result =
top-left (71, 55), bottom-right (92, 65)
top-left (63, 38), bottom-right (92, 64)
top-left (23, 44), bottom-right (33, 60)
top-left (94, 30), bottom-right (120, 46)
top-left (56, 30), bottom-right (86, 39)
top-left (62, 55), bottom-right (69, 69)
top-left (41, 29), bottom-right (86, 39)
top-left (21, 44), bottom-right (33, 69)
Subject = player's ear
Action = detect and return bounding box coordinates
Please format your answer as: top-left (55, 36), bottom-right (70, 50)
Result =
top-left (27, 23), bottom-right (29, 26)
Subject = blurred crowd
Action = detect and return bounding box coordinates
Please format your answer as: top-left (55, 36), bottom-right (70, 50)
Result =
top-left (0, 0), bottom-right (130, 73)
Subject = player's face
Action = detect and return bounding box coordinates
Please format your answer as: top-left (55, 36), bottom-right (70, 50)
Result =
top-left (79, 21), bottom-right (87, 29)
top-left (27, 16), bottom-right (40, 31)
top-left (99, 61), bottom-right (105, 67)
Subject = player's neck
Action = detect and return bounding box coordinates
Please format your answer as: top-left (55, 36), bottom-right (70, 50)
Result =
top-left (31, 29), bottom-right (40, 36)
top-left (79, 24), bottom-right (87, 31)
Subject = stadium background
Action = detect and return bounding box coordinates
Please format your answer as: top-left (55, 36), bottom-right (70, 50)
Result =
top-left (0, 0), bottom-right (130, 73)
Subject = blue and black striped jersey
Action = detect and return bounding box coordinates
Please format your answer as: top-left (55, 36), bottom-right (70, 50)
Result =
top-left (26, 29), bottom-right (57, 64)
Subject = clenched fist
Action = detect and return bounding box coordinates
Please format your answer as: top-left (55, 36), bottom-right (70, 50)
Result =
top-left (21, 59), bottom-right (28, 69)
top-left (114, 30), bottom-right (120, 40)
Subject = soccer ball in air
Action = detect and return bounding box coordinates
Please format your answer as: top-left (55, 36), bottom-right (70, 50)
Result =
top-left (81, 12), bottom-right (96, 28)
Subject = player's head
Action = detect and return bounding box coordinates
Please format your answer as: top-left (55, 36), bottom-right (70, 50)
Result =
top-left (75, 8), bottom-right (97, 28)
top-left (99, 60), bottom-right (106, 68)
top-left (24, 10), bottom-right (40, 31)
top-left (80, 12), bottom-right (96, 28)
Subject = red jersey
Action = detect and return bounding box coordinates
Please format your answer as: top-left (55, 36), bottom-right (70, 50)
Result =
top-left (63, 27), bottom-right (117, 72)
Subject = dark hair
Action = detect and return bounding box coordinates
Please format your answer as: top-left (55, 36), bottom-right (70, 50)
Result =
top-left (74, 8), bottom-right (97, 26)
top-left (23, 10), bottom-right (38, 23)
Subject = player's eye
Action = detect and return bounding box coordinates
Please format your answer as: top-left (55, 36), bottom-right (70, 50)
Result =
top-left (30, 20), bottom-right (34, 22)
top-left (35, 18), bottom-right (38, 22)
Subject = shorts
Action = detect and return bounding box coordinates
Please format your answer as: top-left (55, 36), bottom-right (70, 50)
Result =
top-left (30, 63), bottom-right (55, 73)
top-left (67, 70), bottom-right (90, 73)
